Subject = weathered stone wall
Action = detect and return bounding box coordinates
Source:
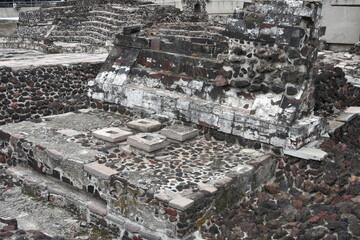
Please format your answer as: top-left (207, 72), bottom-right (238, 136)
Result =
top-left (0, 63), bottom-right (101, 124)
top-left (90, 0), bottom-right (325, 149)
top-left (11, 0), bottom-right (200, 52)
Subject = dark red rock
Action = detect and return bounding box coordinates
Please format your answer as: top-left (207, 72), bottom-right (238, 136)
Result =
top-left (264, 183), bottom-right (280, 194)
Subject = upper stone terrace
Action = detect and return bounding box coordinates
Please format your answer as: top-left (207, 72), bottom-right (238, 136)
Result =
top-left (90, 0), bottom-right (325, 150)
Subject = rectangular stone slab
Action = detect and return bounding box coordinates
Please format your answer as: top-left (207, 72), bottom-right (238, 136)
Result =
top-left (93, 127), bottom-right (133, 142)
top-left (160, 125), bottom-right (198, 141)
top-left (126, 119), bottom-right (162, 132)
top-left (284, 147), bottom-right (328, 161)
top-left (84, 161), bottom-right (118, 180)
top-left (127, 133), bottom-right (168, 152)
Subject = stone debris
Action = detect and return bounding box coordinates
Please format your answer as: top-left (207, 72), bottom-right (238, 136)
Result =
top-left (284, 147), bottom-right (328, 161)
top-left (92, 127), bottom-right (133, 142)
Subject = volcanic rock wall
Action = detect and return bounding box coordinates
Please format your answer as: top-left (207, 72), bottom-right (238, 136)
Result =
top-left (0, 64), bottom-right (100, 124)
top-left (90, 0), bottom-right (325, 150)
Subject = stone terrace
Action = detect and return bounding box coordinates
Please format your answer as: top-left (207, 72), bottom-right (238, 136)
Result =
top-left (0, 109), bottom-right (276, 238)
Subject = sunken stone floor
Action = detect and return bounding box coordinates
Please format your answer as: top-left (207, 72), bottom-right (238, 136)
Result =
top-left (0, 109), bottom-right (276, 238)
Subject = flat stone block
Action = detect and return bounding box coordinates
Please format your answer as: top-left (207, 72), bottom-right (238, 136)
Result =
top-left (336, 112), bottom-right (357, 122)
top-left (126, 119), bottom-right (162, 132)
top-left (197, 183), bottom-right (217, 194)
top-left (46, 149), bottom-right (63, 161)
top-left (57, 129), bottom-right (82, 137)
top-left (345, 106), bottom-right (360, 114)
top-left (328, 120), bottom-right (345, 134)
top-left (284, 147), bottom-right (328, 161)
top-left (93, 127), bottom-right (133, 142)
top-left (160, 125), bottom-right (198, 142)
top-left (87, 201), bottom-right (107, 216)
top-left (84, 161), bottom-right (118, 180)
top-left (169, 197), bottom-right (194, 211)
top-left (127, 133), bottom-right (168, 152)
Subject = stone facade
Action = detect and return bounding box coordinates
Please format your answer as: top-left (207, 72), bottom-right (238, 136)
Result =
top-left (90, 0), bottom-right (325, 150)
top-left (0, 63), bottom-right (100, 124)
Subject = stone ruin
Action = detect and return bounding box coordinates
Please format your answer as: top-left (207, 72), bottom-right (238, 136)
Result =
top-left (0, 0), bottom-right (329, 239)
top-left (1, 0), bottom-right (207, 53)
top-left (91, 0), bottom-right (325, 150)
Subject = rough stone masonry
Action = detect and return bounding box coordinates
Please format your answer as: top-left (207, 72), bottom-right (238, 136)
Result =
top-left (90, 0), bottom-right (326, 150)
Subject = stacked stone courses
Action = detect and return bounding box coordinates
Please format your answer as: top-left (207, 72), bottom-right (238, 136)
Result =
top-left (91, 0), bottom-right (325, 150)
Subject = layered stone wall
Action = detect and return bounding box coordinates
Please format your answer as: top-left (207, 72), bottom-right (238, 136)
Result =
top-left (90, 0), bottom-right (325, 149)
top-left (11, 0), bottom-right (204, 53)
top-left (0, 63), bottom-right (101, 124)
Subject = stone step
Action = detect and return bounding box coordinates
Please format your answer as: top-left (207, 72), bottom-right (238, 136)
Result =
top-left (51, 29), bottom-right (110, 39)
top-left (4, 165), bottom-right (168, 240)
top-left (82, 20), bottom-right (124, 30)
top-left (0, 110), bottom-right (276, 238)
top-left (284, 147), bottom-right (328, 161)
top-left (89, 15), bottom-right (128, 25)
top-left (49, 35), bottom-right (106, 46)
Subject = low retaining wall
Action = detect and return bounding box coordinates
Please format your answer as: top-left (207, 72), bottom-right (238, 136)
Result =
top-left (0, 63), bottom-right (101, 124)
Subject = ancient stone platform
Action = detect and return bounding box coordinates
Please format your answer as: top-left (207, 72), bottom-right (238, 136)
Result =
top-left (0, 109), bottom-right (276, 239)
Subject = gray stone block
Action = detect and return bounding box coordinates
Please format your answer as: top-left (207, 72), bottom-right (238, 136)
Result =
top-left (284, 147), bottom-right (328, 161)
top-left (84, 161), bottom-right (118, 180)
top-left (93, 127), bottom-right (133, 142)
top-left (127, 133), bottom-right (169, 152)
top-left (126, 119), bottom-right (162, 132)
top-left (160, 125), bottom-right (198, 142)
